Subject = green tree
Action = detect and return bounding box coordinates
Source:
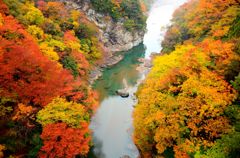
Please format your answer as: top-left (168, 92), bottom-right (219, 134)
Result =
top-left (62, 56), bottom-right (79, 78)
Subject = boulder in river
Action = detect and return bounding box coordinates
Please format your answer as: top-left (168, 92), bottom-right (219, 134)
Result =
top-left (144, 59), bottom-right (152, 68)
top-left (137, 57), bottom-right (145, 63)
top-left (116, 89), bottom-right (129, 98)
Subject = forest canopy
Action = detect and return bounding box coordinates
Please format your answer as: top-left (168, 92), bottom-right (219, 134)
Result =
top-left (90, 0), bottom-right (147, 30)
top-left (133, 0), bottom-right (240, 157)
top-left (0, 0), bottom-right (99, 157)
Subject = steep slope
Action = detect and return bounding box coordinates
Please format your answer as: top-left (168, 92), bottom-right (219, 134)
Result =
top-left (58, 0), bottom-right (147, 82)
top-left (133, 0), bottom-right (240, 157)
top-left (0, 0), bottom-right (148, 157)
top-left (0, 0), bottom-right (97, 157)
top-left (59, 0), bottom-right (146, 52)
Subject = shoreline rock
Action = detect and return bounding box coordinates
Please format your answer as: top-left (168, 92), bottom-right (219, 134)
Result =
top-left (89, 54), bottom-right (124, 84)
top-left (137, 58), bottom-right (152, 68)
top-left (59, 0), bottom-right (146, 84)
top-left (116, 89), bottom-right (129, 98)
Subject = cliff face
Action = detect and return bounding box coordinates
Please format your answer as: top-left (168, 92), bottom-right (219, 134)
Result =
top-left (59, 0), bottom-right (146, 83)
top-left (60, 0), bottom-right (145, 54)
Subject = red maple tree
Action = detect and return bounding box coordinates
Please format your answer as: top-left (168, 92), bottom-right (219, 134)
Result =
top-left (39, 122), bottom-right (90, 158)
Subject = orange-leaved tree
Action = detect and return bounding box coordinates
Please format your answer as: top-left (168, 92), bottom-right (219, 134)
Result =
top-left (0, 12), bottom-right (75, 106)
top-left (39, 122), bottom-right (90, 158)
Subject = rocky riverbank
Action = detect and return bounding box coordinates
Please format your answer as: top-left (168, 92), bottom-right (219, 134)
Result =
top-left (59, 0), bottom-right (145, 84)
top-left (89, 54), bottom-right (124, 84)
top-left (89, 50), bottom-right (158, 84)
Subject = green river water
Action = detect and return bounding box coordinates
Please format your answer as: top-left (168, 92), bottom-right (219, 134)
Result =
top-left (89, 44), bottom-right (145, 158)
top-left (89, 0), bottom-right (187, 157)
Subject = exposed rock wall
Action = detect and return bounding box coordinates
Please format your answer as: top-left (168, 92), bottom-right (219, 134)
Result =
top-left (60, 0), bottom-right (145, 53)
top-left (59, 0), bottom-right (146, 83)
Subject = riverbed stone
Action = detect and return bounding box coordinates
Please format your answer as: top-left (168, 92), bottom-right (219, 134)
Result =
top-left (116, 89), bottom-right (129, 98)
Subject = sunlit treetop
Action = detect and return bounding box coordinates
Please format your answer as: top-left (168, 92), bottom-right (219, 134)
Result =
top-left (37, 97), bottom-right (90, 128)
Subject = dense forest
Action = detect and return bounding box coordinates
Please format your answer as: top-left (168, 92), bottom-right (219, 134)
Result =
top-left (90, 0), bottom-right (147, 31)
top-left (0, 0), bottom-right (145, 157)
top-left (133, 0), bottom-right (240, 157)
top-left (1, 0), bottom-right (240, 157)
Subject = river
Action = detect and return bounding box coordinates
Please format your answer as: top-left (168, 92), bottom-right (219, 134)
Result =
top-left (89, 0), bottom-right (187, 158)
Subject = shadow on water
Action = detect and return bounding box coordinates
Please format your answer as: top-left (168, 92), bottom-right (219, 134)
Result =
top-left (88, 137), bottom-right (106, 158)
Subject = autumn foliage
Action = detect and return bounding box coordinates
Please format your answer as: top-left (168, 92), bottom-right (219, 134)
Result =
top-left (39, 123), bottom-right (90, 158)
top-left (133, 0), bottom-right (240, 157)
top-left (0, 0), bottom-right (98, 157)
top-left (0, 16), bottom-right (75, 105)
top-left (162, 0), bottom-right (240, 54)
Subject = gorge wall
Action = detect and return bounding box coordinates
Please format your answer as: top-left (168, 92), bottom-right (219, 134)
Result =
top-left (60, 0), bottom-right (145, 54)
top-left (59, 0), bottom-right (146, 82)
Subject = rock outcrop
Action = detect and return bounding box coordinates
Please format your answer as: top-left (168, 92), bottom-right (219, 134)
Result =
top-left (60, 0), bottom-right (145, 53)
top-left (116, 89), bottom-right (129, 98)
top-left (59, 0), bottom-right (146, 83)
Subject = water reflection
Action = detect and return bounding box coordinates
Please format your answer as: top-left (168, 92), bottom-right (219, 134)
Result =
top-left (89, 44), bottom-right (145, 158)
top-left (90, 0), bottom-right (188, 157)
top-left (91, 136), bottom-right (106, 158)
top-left (93, 44), bottom-right (145, 101)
